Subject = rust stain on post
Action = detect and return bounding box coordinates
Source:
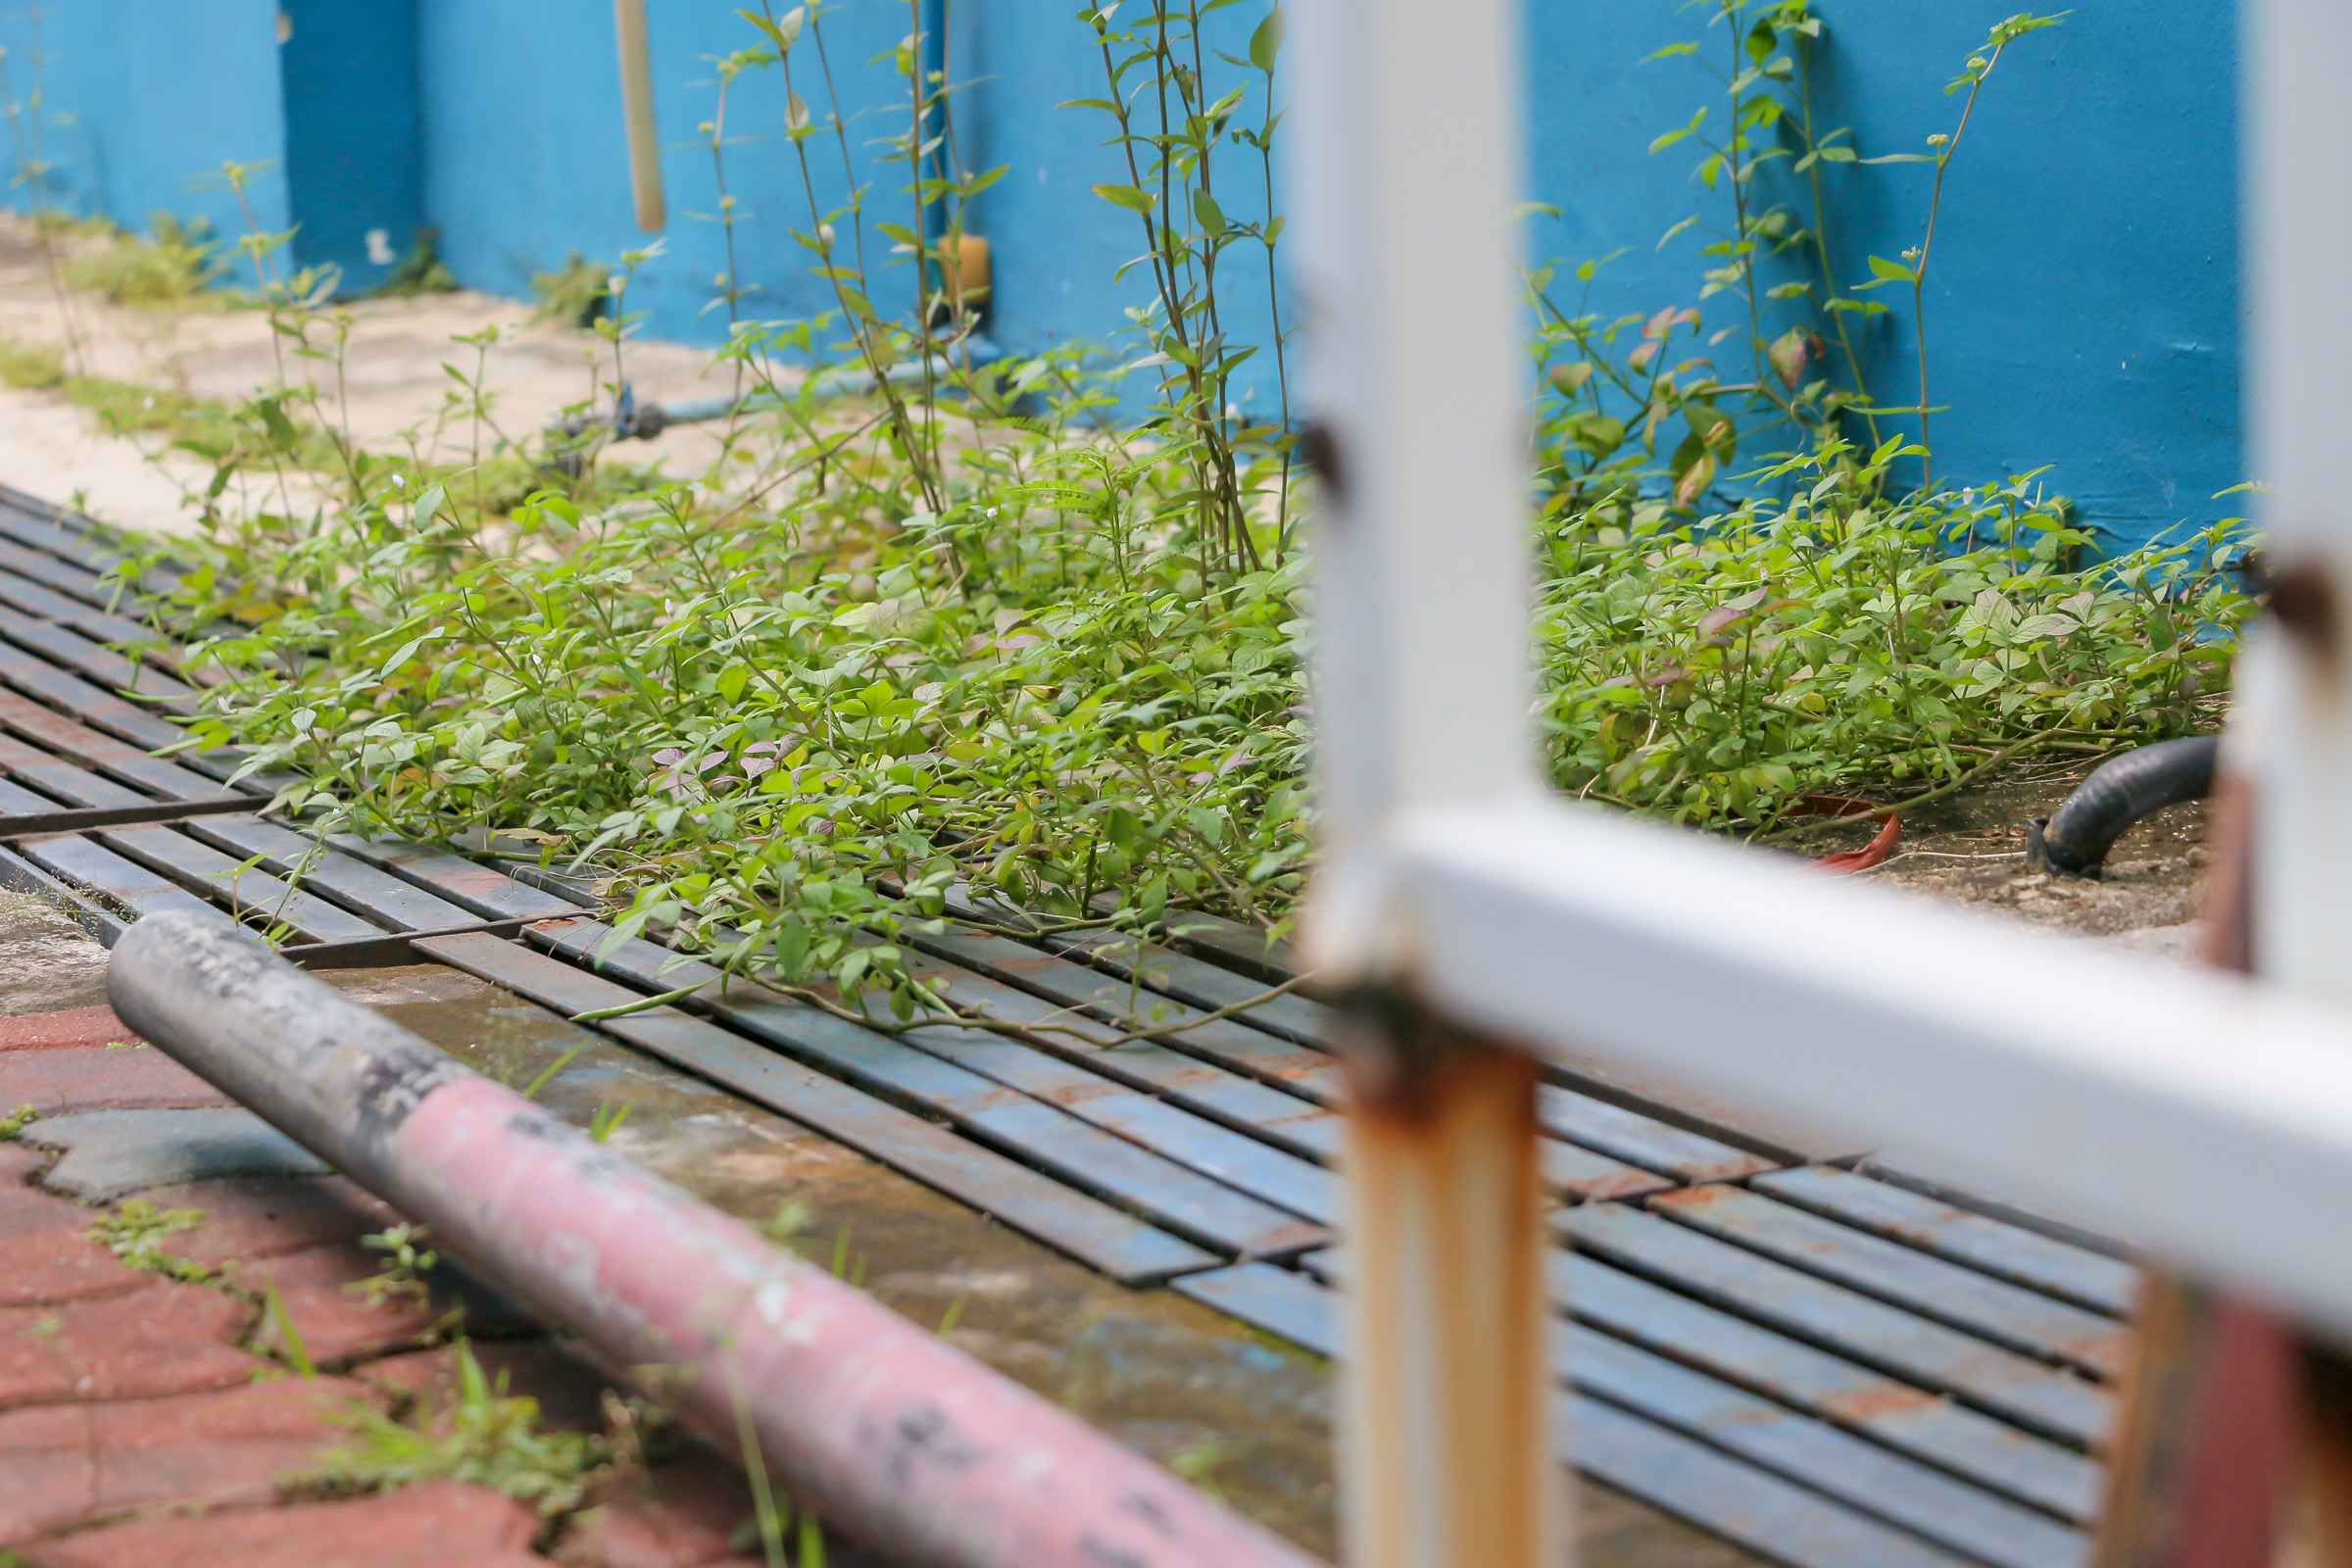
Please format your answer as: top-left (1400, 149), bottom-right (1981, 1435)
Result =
top-left (1338, 991), bottom-right (1564, 1568)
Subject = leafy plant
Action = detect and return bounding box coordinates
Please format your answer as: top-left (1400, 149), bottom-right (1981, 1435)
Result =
top-left (530, 252), bottom-right (611, 328)
top-left (63, 212), bottom-right (229, 307)
top-left (0, 1104), bottom-right (36, 1140)
top-left (1539, 438), bottom-right (2249, 825)
top-left (349, 1223), bottom-right (440, 1307)
top-left (304, 1338), bottom-right (611, 1516)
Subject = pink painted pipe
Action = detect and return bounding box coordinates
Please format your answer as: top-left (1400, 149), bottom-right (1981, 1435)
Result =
top-left (109, 910), bottom-right (1322, 1568)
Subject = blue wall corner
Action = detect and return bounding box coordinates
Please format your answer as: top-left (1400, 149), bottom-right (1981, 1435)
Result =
top-left (281, 0), bottom-right (424, 293)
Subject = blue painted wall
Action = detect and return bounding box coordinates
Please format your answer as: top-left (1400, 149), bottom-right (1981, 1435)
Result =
top-left (416, 0), bottom-right (917, 350)
top-left (0, 0), bottom-right (289, 255)
top-left (1524, 1), bottom-right (2242, 548)
top-left (0, 1), bottom-right (2245, 550)
top-left (281, 0), bottom-right (424, 292)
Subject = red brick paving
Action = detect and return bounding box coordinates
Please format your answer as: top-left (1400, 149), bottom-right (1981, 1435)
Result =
top-left (233, 1243), bottom-right (453, 1367)
top-left (151, 1175), bottom-right (400, 1269)
top-left (0, 1166), bottom-right (136, 1306)
top-left (0, 1045), bottom-right (229, 1115)
top-left (0, 1002), bottom-right (785, 1566)
top-left (0, 1279), bottom-right (259, 1409)
top-left (0, 1006), bottom-right (139, 1054)
top-left (0, 1376), bottom-right (367, 1540)
top-left (17, 1479), bottom-right (546, 1567)
top-left (555, 1464), bottom-right (761, 1568)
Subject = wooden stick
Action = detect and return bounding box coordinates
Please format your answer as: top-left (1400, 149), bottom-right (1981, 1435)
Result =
top-left (612, 0), bottom-right (665, 232)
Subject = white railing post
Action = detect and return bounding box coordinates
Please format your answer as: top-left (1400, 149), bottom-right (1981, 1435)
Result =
top-left (2246, 0), bottom-right (2352, 997)
top-left (1290, 0), bottom-right (1562, 1563)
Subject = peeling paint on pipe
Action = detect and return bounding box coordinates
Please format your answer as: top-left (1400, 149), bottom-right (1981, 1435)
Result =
top-left (108, 910), bottom-right (1320, 1568)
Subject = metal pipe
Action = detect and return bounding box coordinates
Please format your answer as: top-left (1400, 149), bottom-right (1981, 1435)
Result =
top-left (108, 910), bottom-right (1317, 1568)
top-left (613, 0), bottom-right (665, 232)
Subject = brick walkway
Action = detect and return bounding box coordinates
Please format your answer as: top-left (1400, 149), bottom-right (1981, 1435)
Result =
top-left (0, 1004), bottom-right (789, 1568)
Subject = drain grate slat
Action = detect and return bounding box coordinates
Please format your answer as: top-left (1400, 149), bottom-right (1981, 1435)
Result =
top-left (414, 930), bottom-right (1221, 1286)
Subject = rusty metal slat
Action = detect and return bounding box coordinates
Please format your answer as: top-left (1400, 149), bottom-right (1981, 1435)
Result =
top-left (0, 565), bottom-right (161, 648)
top-left (1179, 1265), bottom-right (2023, 1568)
top-left (1558, 1250), bottom-right (2103, 1524)
top-left (906, 921), bottom-right (1347, 1100)
top-left (1534, 1087), bottom-right (1777, 1184)
top-left (980, 905), bottom-right (1776, 1184)
top-left (1650, 1185), bottom-right (2130, 1379)
top-left (0, 692), bottom-right (231, 802)
top-left (0, 797), bottom-right (268, 838)
top-left (16, 833), bottom-right (227, 925)
top-left (1299, 1242), bottom-right (2101, 1524)
top-left (1566, 1329), bottom-right (2085, 1568)
top-left (1153, 906), bottom-right (1304, 987)
top-left (0, 733), bottom-right (148, 808)
top-left (0, 649), bottom-right (261, 789)
top-left (1035, 918), bottom-right (1344, 1048)
top-left (896, 942), bottom-right (1347, 1161)
top-left (0, 500), bottom-right (185, 602)
top-left (0, 537), bottom-right (115, 602)
top-left (179, 816), bottom-right (477, 933)
top-left (836, 987), bottom-right (1342, 1226)
top-left (549, 934), bottom-right (1325, 1260)
top-left (413, 931), bottom-right (1219, 1286)
top-left (1561, 1204), bottom-right (2114, 1450)
top-left (1567, 1392), bottom-right (1976, 1568)
top-left (1854, 1154), bottom-right (2139, 1264)
top-left (0, 643), bottom-right (188, 751)
top-left (0, 502), bottom-right (118, 571)
top-left (909, 921), bottom-right (1676, 1200)
top-left (0, 607), bottom-right (197, 707)
top-left (1755, 1167), bottom-right (2140, 1318)
top-left (95, 825), bottom-right (386, 944)
top-left (321, 832), bottom-right (583, 921)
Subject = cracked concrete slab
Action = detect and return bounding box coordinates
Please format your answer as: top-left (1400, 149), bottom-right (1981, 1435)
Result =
top-left (20, 1107), bottom-right (329, 1200)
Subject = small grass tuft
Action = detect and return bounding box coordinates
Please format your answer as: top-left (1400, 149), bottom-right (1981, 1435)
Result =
top-left (302, 1338), bottom-right (612, 1516)
top-left (88, 1198), bottom-right (213, 1284)
top-left (0, 1104), bottom-right (37, 1141)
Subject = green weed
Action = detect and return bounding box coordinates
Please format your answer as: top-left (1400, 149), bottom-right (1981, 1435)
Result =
top-left (304, 1338), bottom-right (611, 1516)
top-left (530, 252), bottom-right (610, 328)
top-left (0, 1104), bottom-right (37, 1140)
top-left (348, 1223), bottom-right (439, 1308)
top-left (0, 337), bottom-right (63, 389)
top-left (88, 1198), bottom-right (214, 1284)
top-left (63, 213), bottom-right (229, 307)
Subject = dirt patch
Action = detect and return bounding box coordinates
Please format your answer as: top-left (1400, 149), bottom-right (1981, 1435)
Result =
top-left (1789, 750), bottom-right (2210, 951)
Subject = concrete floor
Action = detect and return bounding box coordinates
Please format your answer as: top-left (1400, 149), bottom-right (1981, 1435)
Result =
top-left (0, 219), bottom-right (748, 540)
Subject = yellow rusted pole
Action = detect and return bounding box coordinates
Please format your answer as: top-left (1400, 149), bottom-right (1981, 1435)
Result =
top-left (1338, 1001), bottom-right (1560, 1568)
top-left (613, 0), bottom-right (665, 231)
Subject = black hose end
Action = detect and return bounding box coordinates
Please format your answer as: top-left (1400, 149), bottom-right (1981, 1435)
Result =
top-left (2026, 814), bottom-right (2102, 879)
top-left (2028, 735), bottom-right (2221, 881)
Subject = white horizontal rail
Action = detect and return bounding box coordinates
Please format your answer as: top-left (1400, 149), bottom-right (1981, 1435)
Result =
top-left (1384, 799), bottom-right (2352, 1335)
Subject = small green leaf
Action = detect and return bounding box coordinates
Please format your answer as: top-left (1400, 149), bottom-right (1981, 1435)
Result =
top-left (1249, 6), bottom-right (1286, 73)
top-left (1092, 183), bottom-right (1156, 214)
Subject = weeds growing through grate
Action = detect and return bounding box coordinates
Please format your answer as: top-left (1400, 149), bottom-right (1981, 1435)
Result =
top-left (0, 2), bottom-right (2248, 1008)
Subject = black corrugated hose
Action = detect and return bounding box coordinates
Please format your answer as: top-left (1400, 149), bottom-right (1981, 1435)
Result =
top-left (2027, 736), bottom-right (2220, 878)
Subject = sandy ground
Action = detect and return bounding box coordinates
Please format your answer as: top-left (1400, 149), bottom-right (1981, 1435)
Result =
top-left (0, 218), bottom-right (750, 538)
top-left (1793, 751), bottom-right (2210, 958)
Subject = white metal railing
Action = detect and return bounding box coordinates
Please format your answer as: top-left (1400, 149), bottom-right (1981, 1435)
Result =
top-left (1293, 0), bottom-right (2351, 1563)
